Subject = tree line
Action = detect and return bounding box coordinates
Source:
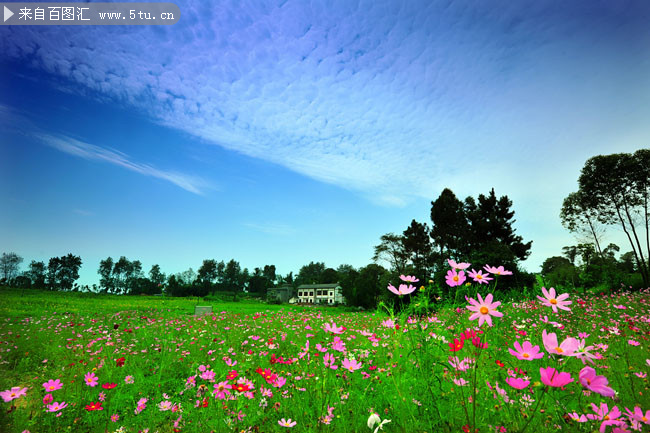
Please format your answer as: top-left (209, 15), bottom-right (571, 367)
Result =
top-left (2, 149), bottom-right (647, 307)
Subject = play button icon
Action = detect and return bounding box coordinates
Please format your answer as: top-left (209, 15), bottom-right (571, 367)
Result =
top-left (4, 5), bottom-right (14, 22)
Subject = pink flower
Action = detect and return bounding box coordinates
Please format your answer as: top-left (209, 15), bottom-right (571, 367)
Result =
top-left (466, 293), bottom-right (503, 327)
top-left (342, 358), bottom-right (362, 372)
top-left (0, 387), bottom-right (27, 402)
top-left (43, 394), bottom-right (53, 405)
top-left (111, 414), bottom-right (120, 422)
top-left (567, 412), bottom-right (588, 422)
top-left (537, 287), bottom-right (572, 312)
top-left (158, 401), bottom-right (173, 411)
top-left (445, 269), bottom-right (466, 287)
top-left (542, 330), bottom-right (578, 356)
top-left (46, 401), bottom-right (68, 412)
top-left (579, 367), bottom-right (616, 397)
top-left (278, 418), bottom-right (297, 427)
top-left (587, 403), bottom-right (624, 433)
top-left (508, 341), bottom-right (544, 361)
top-left (213, 381), bottom-right (231, 400)
top-left (505, 377), bottom-right (530, 390)
top-left (574, 339), bottom-right (598, 365)
top-left (399, 275), bottom-right (419, 283)
top-left (448, 259), bottom-right (470, 270)
top-left (467, 269), bottom-right (493, 284)
top-left (625, 406), bottom-right (650, 425)
top-left (42, 379), bottom-right (63, 392)
top-left (387, 283), bottom-right (417, 296)
top-left (539, 367), bottom-right (573, 388)
top-left (323, 322), bottom-right (346, 334)
top-left (453, 378), bottom-right (469, 386)
top-left (124, 375), bottom-right (134, 384)
top-left (483, 265), bottom-right (512, 276)
top-left (628, 340), bottom-right (640, 346)
top-left (84, 372), bottom-right (99, 387)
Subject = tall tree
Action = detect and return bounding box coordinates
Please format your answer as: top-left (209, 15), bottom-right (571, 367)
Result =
top-left (560, 192), bottom-right (605, 257)
top-left (577, 152), bottom-right (650, 286)
top-left (149, 264), bottom-right (166, 287)
top-left (98, 257), bottom-right (115, 293)
top-left (27, 260), bottom-right (46, 288)
top-left (402, 219), bottom-right (432, 276)
top-left (372, 234), bottom-right (408, 274)
top-left (430, 189), bottom-right (468, 262)
top-left (0, 252), bottom-right (23, 283)
top-left (262, 265), bottom-right (277, 285)
top-left (47, 254), bottom-right (82, 290)
top-left (296, 261), bottom-right (326, 285)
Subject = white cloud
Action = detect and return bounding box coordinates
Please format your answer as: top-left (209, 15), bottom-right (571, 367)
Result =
top-left (36, 133), bottom-right (210, 195)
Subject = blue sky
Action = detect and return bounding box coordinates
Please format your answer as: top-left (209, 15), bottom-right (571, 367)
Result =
top-left (1, 0), bottom-right (649, 285)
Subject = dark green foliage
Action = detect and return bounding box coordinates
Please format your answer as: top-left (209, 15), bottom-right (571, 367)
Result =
top-left (47, 254), bottom-right (82, 291)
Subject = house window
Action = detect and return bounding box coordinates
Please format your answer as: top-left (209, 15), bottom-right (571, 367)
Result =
top-left (309, 292), bottom-right (313, 296)
top-left (329, 290), bottom-right (333, 296)
top-left (328, 299), bottom-right (332, 304)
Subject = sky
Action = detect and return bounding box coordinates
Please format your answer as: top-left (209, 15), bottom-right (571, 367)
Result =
top-left (1, 0), bottom-right (649, 286)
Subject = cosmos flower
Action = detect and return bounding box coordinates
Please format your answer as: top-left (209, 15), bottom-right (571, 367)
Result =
top-left (447, 259), bottom-right (470, 270)
top-left (46, 401), bottom-right (68, 412)
top-left (84, 372), bottom-right (99, 387)
top-left (539, 367), bottom-right (573, 388)
top-left (466, 293), bottom-right (503, 327)
top-left (467, 269), bottom-right (493, 284)
top-left (342, 358), bottom-right (362, 372)
top-left (387, 283), bottom-right (417, 296)
top-left (483, 265), bottom-right (512, 276)
top-left (537, 287), bottom-right (572, 313)
top-left (579, 367), bottom-right (616, 398)
top-left (542, 330), bottom-right (578, 356)
top-left (368, 413), bottom-right (391, 432)
top-left (42, 379), bottom-right (63, 392)
top-left (505, 377), bottom-right (530, 390)
top-left (85, 401), bottom-right (104, 411)
top-left (445, 269), bottom-right (466, 287)
top-left (323, 322), bottom-right (347, 334)
top-left (399, 275), bottom-right (419, 283)
top-left (278, 418), bottom-right (297, 428)
top-left (0, 387), bottom-right (28, 402)
top-left (508, 341), bottom-right (544, 361)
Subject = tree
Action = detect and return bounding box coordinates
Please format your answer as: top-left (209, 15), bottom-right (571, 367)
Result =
top-left (26, 260), bottom-right (46, 288)
top-left (540, 256), bottom-right (577, 288)
top-left (372, 234), bottom-right (408, 274)
top-left (576, 152), bottom-right (650, 286)
top-left (47, 254), bottom-right (82, 291)
top-left (320, 267), bottom-right (339, 284)
top-left (149, 264), bottom-right (166, 286)
top-left (262, 265), bottom-right (276, 285)
top-left (337, 264), bottom-right (358, 305)
top-left (352, 264), bottom-right (387, 309)
top-left (0, 252), bottom-right (23, 283)
top-left (98, 257), bottom-right (115, 293)
top-left (430, 189), bottom-right (468, 262)
top-left (403, 219), bottom-right (432, 277)
top-left (295, 262), bottom-right (326, 286)
top-left (560, 192), bottom-right (605, 257)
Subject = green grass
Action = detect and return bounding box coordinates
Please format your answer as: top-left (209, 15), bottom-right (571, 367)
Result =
top-left (0, 287), bottom-right (648, 433)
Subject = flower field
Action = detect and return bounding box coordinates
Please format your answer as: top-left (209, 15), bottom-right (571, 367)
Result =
top-left (1, 276), bottom-right (649, 433)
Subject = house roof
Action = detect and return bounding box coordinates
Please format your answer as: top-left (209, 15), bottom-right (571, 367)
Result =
top-left (297, 283), bottom-right (340, 289)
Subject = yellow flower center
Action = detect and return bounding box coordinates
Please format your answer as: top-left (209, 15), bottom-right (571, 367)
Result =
top-left (523, 353), bottom-right (529, 358)
top-left (476, 275), bottom-right (482, 280)
top-left (453, 276), bottom-right (459, 282)
top-left (555, 347), bottom-right (563, 353)
top-left (480, 306), bottom-right (489, 315)
top-left (604, 415), bottom-right (610, 420)
top-left (550, 299), bottom-right (557, 305)
top-left (643, 417), bottom-right (647, 422)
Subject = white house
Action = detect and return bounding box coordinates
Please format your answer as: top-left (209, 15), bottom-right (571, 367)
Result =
top-left (296, 283), bottom-right (345, 305)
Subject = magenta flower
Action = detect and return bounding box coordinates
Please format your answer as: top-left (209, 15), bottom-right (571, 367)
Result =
top-left (278, 418), bottom-right (297, 428)
top-left (625, 406), bottom-right (650, 425)
top-left (447, 259), bottom-right (470, 270)
top-left (323, 322), bottom-right (346, 334)
top-left (579, 367), bottom-right (616, 397)
top-left (537, 287), bottom-right (572, 312)
top-left (387, 283), bottom-right (417, 296)
top-left (84, 372), bottom-right (99, 387)
top-left (111, 414), bottom-right (120, 422)
top-left (342, 358), bottom-right (362, 372)
top-left (46, 401), bottom-right (68, 412)
top-left (43, 393), bottom-right (53, 405)
top-left (542, 330), bottom-right (578, 356)
top-left (466, 293), bottom-right (503, 327)
top-left (505, 377), bottom-right (530, 390)
top-left (587, 403), bottom-right (624, 433)
top-left (42, 379), bottom-right (63, 392)
top-left (0, 387), bottom-right (27, 402)
top-left (399, 275), bottom-right (419, 283)
top-left (539, 367), bottom-right (573, 388)
top-left (483, 265), bottom-right (512, 276)
top-left (467, 269), bottom-right (493, 284)
top-left (508, 341), bottom-right (544, 361)
top-left (445, 269), bottom-right (466, 287)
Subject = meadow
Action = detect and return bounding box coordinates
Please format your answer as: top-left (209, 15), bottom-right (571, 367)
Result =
top-left (1, 274), bottom-right (649, 433)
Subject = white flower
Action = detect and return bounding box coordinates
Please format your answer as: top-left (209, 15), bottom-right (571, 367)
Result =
top-left (367, 413), bottom-right (391, 433)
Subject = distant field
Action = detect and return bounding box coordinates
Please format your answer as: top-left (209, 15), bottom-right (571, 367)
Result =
top-left (0, 287), bottom-right (648, 433)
